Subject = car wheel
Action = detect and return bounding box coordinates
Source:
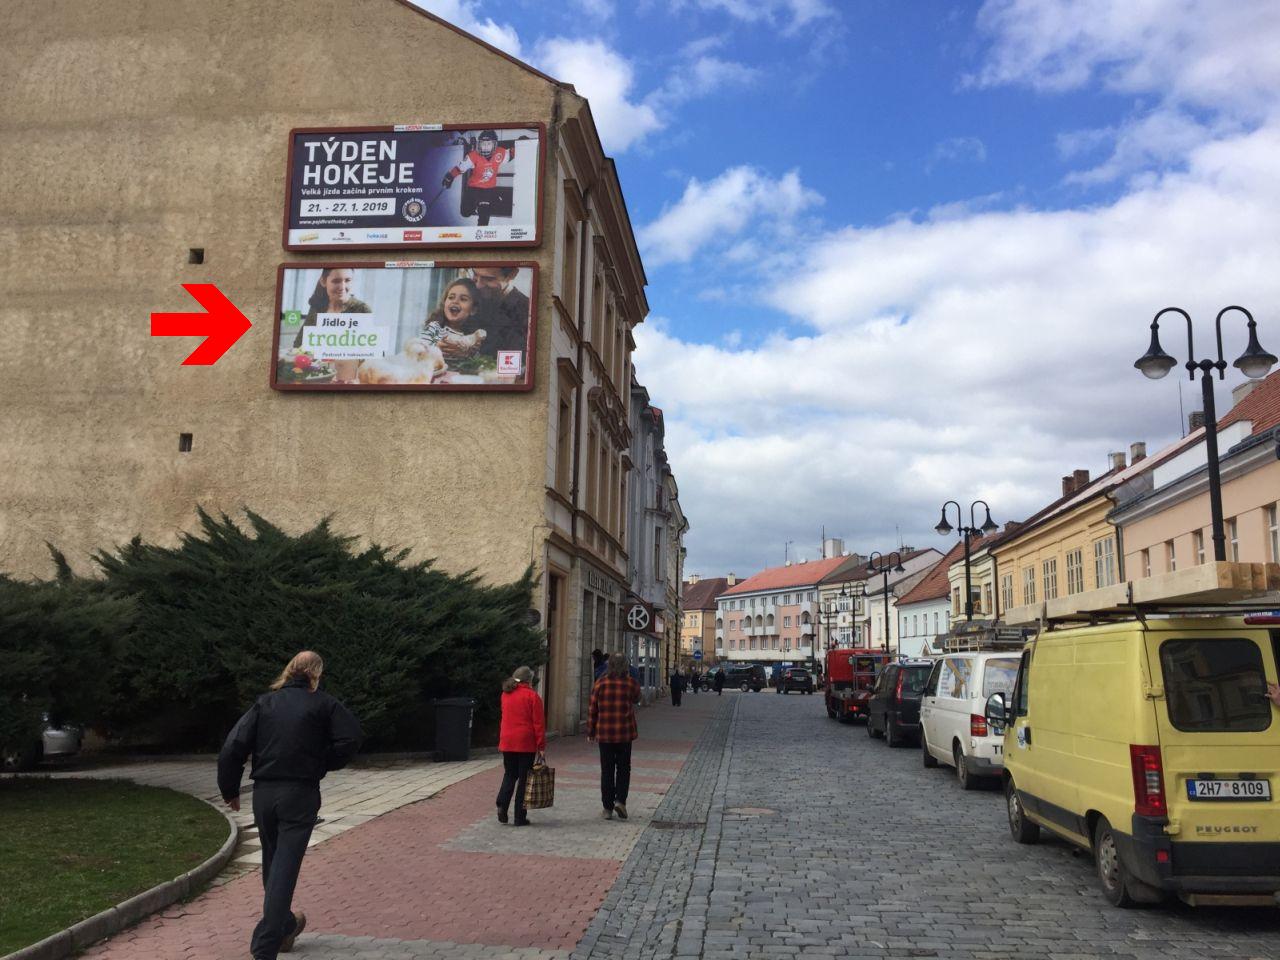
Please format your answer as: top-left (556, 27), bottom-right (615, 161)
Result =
top-left (922, 734), bottom-right (938, 768)
top-left (866, 714), bottom-right (877, 738)
top-left (740, 682), bottom-right (749, 692)
top-left (826, 704), bottom-right (838, 719)
top-left (1005, 778), bottom-right (1040, 845)
top-left (887, 717), bottom-right (903, 748)
top-left (1093, 817), bottom-right (1163, 907)
top-left (954, 743), bottom-right (977, 790)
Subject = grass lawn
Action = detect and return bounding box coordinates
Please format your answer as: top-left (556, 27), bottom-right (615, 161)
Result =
top-left (0, 777), bottom-right (229, 955)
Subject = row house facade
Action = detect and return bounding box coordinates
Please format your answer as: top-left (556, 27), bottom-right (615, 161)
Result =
top-left (680, 574), bottom-right (737, 668)
top-left (817, 548), bottom-right (941, 655)
top-left (716, 556), bottom-right (860, 663)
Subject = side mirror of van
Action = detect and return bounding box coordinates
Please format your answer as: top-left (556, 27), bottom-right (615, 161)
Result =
top-left (985, 692), bottom-right (1008, 729)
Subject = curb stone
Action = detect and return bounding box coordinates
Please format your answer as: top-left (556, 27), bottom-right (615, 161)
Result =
top-left (1, 796), bottom-right (240, 960)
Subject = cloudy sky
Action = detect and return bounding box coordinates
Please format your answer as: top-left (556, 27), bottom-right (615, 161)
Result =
top-left (419, 0), bottom-right (1280, 578)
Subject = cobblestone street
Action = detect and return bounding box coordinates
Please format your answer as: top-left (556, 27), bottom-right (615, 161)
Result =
top-left (59, 691), bottom-right (1280, 959)
top-left (581, 691), bottom-right (1280, 960)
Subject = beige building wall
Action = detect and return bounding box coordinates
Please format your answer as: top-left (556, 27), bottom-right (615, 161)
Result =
top-left (1119, 460), bottom-right (1280, 574)
top-left (992, 500), bottom-right (1120, 616)
top-left (2, 0), bottom-right (654, 735)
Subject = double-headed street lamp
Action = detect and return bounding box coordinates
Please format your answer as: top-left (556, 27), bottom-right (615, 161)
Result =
top-left (840, 579), bottom-right (867, 646)
top-left (935, 500), bottom-right (999, 622)
top-left (866, 552), bottom-right (904, 654)
top-left (1135, 306), bottom-right (1276, 560)
top-left (816, 600), bottom-right (839, 656)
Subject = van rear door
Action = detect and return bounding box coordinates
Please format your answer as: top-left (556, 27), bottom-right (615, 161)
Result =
top-left (1147, 627), bottom-right (1280, 851)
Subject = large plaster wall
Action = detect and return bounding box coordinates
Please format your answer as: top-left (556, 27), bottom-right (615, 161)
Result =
top-left (2, 0), bottom-right (561, 584)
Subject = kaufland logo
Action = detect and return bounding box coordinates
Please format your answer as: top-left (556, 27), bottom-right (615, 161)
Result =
top-left (402, 230), bottom-right (423, 241)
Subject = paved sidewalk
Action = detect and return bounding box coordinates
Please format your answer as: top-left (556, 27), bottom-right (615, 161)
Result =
top-left (78, 692), bottom-right (725, 959)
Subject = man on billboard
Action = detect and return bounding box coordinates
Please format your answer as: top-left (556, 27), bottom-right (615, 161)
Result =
top-left (441, 130), bottom-right (513, 227)
top-left (469, 266), bottom-right (530, 356)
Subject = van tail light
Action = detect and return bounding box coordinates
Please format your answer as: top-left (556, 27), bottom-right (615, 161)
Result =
top-left (970, 714), bottom-right (988, 737)
top-left (1130, 744), bottom-right (1167, 817)
top-left (894, 672), bottom-right (905, 701)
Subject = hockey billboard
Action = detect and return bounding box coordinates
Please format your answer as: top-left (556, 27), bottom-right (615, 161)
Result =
top-left (283, 124), bottom-right (544, 250)
top-left (272, 261), bottom-right (537, 392)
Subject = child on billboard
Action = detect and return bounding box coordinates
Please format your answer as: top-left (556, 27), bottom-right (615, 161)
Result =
top-left (440, 129), bottom-right (513, 226)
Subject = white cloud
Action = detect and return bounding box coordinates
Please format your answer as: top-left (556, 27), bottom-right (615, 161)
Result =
top-left (638, 166), bottom-right (821, 266)
top-left (640, 126), bottom-right (1280, 576)
top-left (573, 0), bottom-right (616, 19)
top-left (681, 0), bottom-right (836, 33)
top-left (535, 38), bottom-right (663, 153)
top-left (650, 55), bottom-right (758, 109)
top-left (413, 0), bottom-right (523, 58)
top-left (927, 136), bottom-right (988, 171)
top-left (973, 0), bottom-right (1280, 185)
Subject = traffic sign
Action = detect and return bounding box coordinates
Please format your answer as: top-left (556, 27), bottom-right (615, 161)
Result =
top-left (692, 650), bottom-right (704, 660)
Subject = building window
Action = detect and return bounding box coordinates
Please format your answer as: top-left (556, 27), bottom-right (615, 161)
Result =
top-left (933, 611), bottom-right (940, 634)
top-left (1165, 539), bottom-right (1176, 573)
top-left (1194, 529), bottom-right (1205, 565)
top-left (783, 615), bottom-right (792, 627)
top-left (952, 586), bottom-right (961, 614)
top-left (561, 218), bottom-right (578, 312)
top-left (554, 395), bottom-right (572, 493)
top-left (982, 583), bottom-right (993, 614)
top-left (1140, 549), bottom-right (1151, 579)
top-left (653, 526), bottom-right (662, 578)
top-left (1000, 573), bottom-right (1014, 611)
top-left (1022, 567), bottom-right (1036, 605)
top-left (1095, 537), bottom-right (1118, 586)
top-left (1228, 517), bottom-right (1239, 562)
top-left (1065, 549), bottom-right (1084, 594)
top-left (1270, 504), bottom-right (1279, 563)
top-left (1042, 558), bottom-right (1058, 601)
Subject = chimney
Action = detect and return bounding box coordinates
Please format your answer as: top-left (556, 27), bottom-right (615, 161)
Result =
top-left (727, 573), bottom-right (736, 586)
top-left (1129, 441), bottom-right (1147, 463)
top-left (688, 573), bottom-right (700, 585)
top-left (1062, 475), bottom-right (1076, 496)
top-left (1109, 451), bottom-right (1127, 471)
top-left (1232, 381), bottom-right (1259, 407)
top-left (1189, 410), bottom-right (1205, 431)
top-left (1073, 468), bottom-right (1090, 489)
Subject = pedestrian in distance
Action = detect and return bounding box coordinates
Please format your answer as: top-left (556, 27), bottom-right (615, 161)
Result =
top-left (690, 669), bottom-right (700, 695)
top-left (591, 647), bottom-right (608, 681)
top-left (589, 653), bottom-right (641, 821)
top-left (217, 651), bottom-right (363, 960)
top-left (713, 669), bottom-right (725, 696)
top-left (496, 665), bottom-right (546, 827)
top-left (670, 667), bottom-right (686, 707)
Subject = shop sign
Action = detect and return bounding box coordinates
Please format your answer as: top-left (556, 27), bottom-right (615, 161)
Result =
top-left (285, 124), bottom-right (544, 250)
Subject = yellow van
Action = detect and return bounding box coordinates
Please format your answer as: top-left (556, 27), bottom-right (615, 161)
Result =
top-left (985, 614), bottom-right (1280, 907)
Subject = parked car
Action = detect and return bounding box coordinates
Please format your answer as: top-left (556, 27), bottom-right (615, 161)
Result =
top-left (920, 651), bottom-right (1021, 788)
top-left (866, 659), bottom-right (934, 747)
top-left (723, 664), bottom-right (767, 692)
top-left (1, 714), bottom-right (83, 772)
top-left (778, 667), bottom-right (815, 694)
top-left (986, 613), bottom-right (1280, 908)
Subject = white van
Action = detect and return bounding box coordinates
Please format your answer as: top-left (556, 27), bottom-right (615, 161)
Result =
top-left (920, 651), bottom-right (1021, 788)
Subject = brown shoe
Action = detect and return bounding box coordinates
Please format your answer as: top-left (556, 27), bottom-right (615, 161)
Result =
top-left (280, 911), bottom-right (306, 952)
top-left (614, 803), bottom-right (628, 820)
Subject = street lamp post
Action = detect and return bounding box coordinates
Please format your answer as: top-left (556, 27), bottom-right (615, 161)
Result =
top-left (839, 579), bottom-right (866, 647)
top-left (935, 501), bottom-right (999, 622)
top-left (817, 600), bottom-right (839, 655)
top-left (1135, 306), bottom-right (1276, 560)
top-left (866, 552), bottom-right (905, 654)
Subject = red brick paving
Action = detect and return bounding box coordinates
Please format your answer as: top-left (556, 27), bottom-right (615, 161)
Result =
top-left (81, 698), bottom-right (718, 959)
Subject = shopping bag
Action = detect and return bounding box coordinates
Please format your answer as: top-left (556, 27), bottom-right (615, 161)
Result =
top-left (524, 753), bottom-right (555, 809)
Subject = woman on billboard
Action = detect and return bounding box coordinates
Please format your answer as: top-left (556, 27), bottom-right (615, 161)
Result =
top-left (292, 268), bottom-right (371, 348)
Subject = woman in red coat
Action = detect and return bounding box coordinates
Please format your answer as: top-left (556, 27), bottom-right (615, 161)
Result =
top-left (496, 665), bottom-right (546, 826)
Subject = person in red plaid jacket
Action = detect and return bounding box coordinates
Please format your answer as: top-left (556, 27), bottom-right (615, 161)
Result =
top-left (588, 653), bottom-right (641, 820)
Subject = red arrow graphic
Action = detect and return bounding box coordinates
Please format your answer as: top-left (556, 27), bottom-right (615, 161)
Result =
top-left (150, 283), bottom-right (252, 365)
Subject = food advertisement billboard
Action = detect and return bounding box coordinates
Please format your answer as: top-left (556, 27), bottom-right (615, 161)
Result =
top-left (272, 262), bottom-right (536, 392)
top-left (284, 124), bottom-right (544, 250)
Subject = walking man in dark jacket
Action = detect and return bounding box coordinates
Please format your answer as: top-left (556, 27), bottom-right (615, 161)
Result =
top-left (713, 669), bottom-right (725, 695)
top-left (218, 651), bottom-right (363, 960)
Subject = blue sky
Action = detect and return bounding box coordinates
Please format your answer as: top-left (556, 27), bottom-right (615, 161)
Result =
top-left (420, 0), bottom-right (1280, 577)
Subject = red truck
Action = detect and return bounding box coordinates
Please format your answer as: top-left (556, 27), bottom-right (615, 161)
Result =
top-left (824, 648), bottom-right (890, 722)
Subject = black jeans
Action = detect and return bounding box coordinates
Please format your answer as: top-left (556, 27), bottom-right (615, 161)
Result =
top-left (250, 779), bottom-right (320, 959)
top-left (671, 687), bottom-right (683, 706)
top-left (496, 751), bottom-right (535, 818)
top-left (598, 741), bottom-right (632, 810)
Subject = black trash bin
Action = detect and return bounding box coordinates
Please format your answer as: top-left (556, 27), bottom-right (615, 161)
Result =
top-left (433, 697), bottom-right (476, 761)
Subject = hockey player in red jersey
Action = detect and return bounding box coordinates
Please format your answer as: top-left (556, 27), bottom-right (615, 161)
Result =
top-left (441, 130), bottom-right (512, 227)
